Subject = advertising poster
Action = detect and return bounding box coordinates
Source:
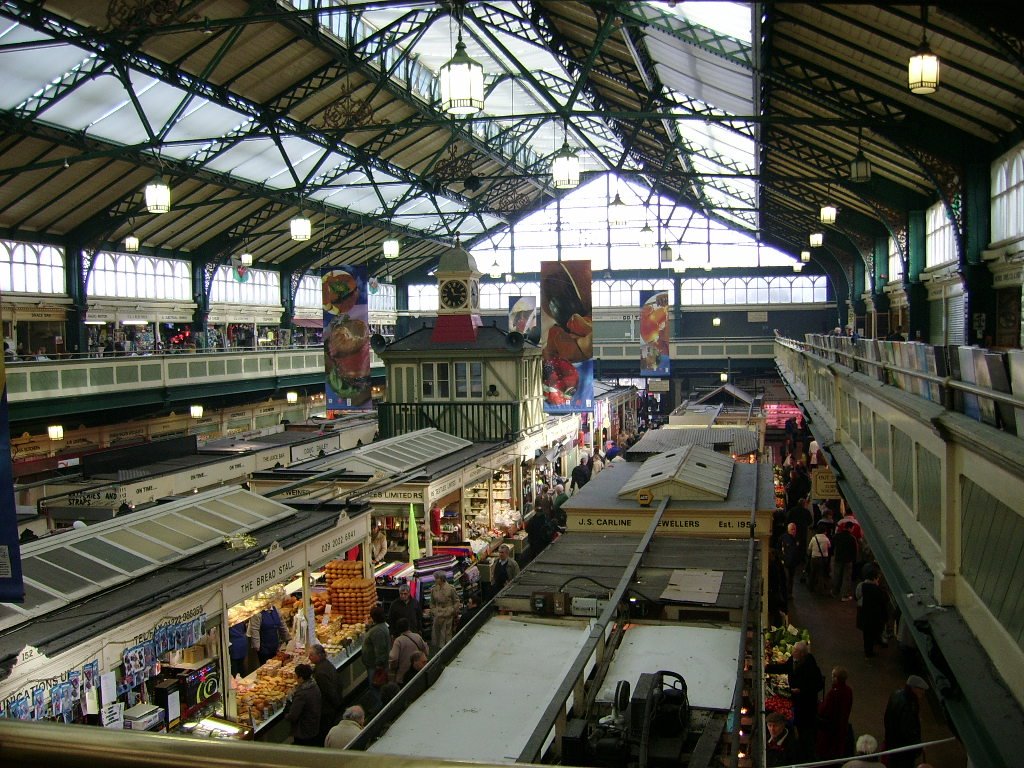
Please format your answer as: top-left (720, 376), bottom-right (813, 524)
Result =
top-left (508, 296), bottom-right (541, 345)
top-left (323, 265), bottom-right (372, 410)
top-left (0, 356), bottom-right (24, 603)
top-left (639, 289), bottom-right (671, 377)
top-left (540, 261), bottom-right (594, 413)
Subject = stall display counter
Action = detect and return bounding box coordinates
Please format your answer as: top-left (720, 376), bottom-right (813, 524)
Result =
top-left (180, 715), bottom-right (253, 740)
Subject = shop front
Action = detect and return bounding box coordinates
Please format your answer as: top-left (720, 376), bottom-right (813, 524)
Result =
top-left (208, 305), bottom-right (284, 351)
top-left (2, 301), bottom-right (70, 358)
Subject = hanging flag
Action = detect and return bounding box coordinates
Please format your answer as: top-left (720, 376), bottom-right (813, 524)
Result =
top-left (639, 289), bottom-right (671, 377)
top-left (540, 260), bottom-right (594, 413)
top-left (407, 504), bottom-right (421, 562)
top-left (323, 265), bottom-right (372, 411)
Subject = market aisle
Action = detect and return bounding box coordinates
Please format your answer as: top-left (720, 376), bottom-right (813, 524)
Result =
top-left (787, 578), bottom-right (966, 767)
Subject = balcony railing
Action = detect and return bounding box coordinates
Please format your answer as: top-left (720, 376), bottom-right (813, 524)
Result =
top-left (377, 401), bottom-right (522, 441)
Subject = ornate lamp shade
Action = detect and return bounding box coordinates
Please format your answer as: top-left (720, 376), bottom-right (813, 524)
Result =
top-left (48, 425), bottom-right (64, 441)
top-left (809, 232), bottom-right (824, 247)
top-left (286, 391), bottom-right (298, 404)
top-left (383, 238), bottom-right (400, 259)
top-left (124, 234), bottom-right (140, 252)
top-left (551, 142), bottom-right (580, 189)
top-left (908, 41), bottom-right (939, 94)
top-left (290, 216), bottom-right (311, 241)
top-left (793, 262), bottom-right (804, 272)
top-left (820, 205), bottom-right (837, 225)
top-left (720, 372), bottom-right (728, 382)
top-left (439, 39), bottom-right (484, 116)
top-left (489, 260), bottom-right (502, 279)
top-left (672, 255), bottom-right (687, 273)
top-left (659, 243), bottom-right (673, 264)
top-left (800, 250), bottom-right (811, 263)
top-left (849, 150), bottom-right (872, 183)
top-left (145, 177), bottom-right (171, 213)
top-left (712, 317), bottom-right (721, 327)
top-left (240, 252), bottom-right (253, 266)
top-left (190, 404), bottom-right (204, 420)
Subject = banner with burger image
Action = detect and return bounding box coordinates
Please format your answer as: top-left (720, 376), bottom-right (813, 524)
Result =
top-left (323, 266), bottom-right (372, 410)
top-left (639, 289), bottom-right (671, 377)
top-left (540, 260), bottom-right (594, 413)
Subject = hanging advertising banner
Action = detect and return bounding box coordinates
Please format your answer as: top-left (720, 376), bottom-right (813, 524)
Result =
top-left (508, 296), bottom-right (541, 345)
top-left (0, 357), bottom-right (24, 602)
top-left (323, 265), bottom-right (372, 411)
top-left (639, 289), bottom-right (671, 377)
top-left (540, 261), bottom-right (594, 413)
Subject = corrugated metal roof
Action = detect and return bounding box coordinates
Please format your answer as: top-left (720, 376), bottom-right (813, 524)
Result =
top-left (618, 445), bottom-right (735, 501)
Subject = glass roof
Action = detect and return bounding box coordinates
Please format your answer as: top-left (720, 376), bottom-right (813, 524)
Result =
top-left (287, 428), bottom-right (472, 477)
top-left (0, 487), bottom-right (298, 632)
top-left (470, 174), bottom-right (797, 273)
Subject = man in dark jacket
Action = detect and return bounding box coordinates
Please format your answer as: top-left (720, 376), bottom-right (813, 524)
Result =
top-left (570, 456), bottom-right (591, 492)
top-left (309, 643), bottom-right (342, 742)
top-left (859, 571), bottom-right (889, 657)
top-left (786, 496), bottom-right (813, 578)
top-left (779, 523), bottom-right (801, 597)
top-left (831, 522), bottom-right (858, 599)
top-left (765, 640), bottom-right (824, 760)
top-left (362, 605), bottom-right (391, 712)
top-left (884, 675), bottom-right (928, 768)
top-left (387, 583), bottom-right (422, 637)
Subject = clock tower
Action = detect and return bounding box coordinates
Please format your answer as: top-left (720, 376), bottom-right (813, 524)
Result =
top-left (432, 240), bottom-right (483, 343)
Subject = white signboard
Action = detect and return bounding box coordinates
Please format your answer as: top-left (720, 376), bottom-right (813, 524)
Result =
top-left (223, 550), bottom-right (302, 606)
top-left (305, 516), bottom-right (371, 568)
top-left (290, 434), bottom-right (341, 464)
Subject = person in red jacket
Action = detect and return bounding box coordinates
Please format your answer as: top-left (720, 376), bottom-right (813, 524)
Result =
top-left (816, 666), bottom-right (853, 760)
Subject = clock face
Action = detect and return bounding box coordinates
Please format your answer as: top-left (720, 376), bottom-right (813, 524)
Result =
top-left (440, 280), bottom-right (468, 309)
top-left (469, 281), bottom-right (479, 309)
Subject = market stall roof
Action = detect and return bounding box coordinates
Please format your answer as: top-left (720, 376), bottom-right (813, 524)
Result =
top-left (628, 427), bottom-right (759, 457)
top-left (500, 534), bottom-right (751, 612)
top-left (595, 624), bottom-right (741, 711)
top-left (692, 384), bottom-right (756, 407)
top-left (0, 496), bottom-right (352, 670)
top-left (667, 404), bottom-right (723, 427)
top-left (367, 616), bottom-right (591, 763)
top-left (562, 460), bottom-right (774, 515)
top-left (282, 428), bottom-right (472, 477)
top-left (618, 445), bottom-right (736, 501)
top-left (0, 486), bottom-right (298, 634)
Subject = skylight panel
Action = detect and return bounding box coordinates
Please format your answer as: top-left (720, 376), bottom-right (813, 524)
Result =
top-left (660, 1), bottom-right (752, 44)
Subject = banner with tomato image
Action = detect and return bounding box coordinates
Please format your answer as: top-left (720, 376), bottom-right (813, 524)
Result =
top-left (540, 261), bottom-right (594, 413)
top-left (323, 266), bottom-right (372, 410)
top-left (639, 289), bottom-right (671, 377)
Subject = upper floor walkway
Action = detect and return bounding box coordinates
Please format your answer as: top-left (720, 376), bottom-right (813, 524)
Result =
top-left (774, 336), bottom-right (1023, 768)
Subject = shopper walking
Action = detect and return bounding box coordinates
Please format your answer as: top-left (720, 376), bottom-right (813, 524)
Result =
top-left (816, 666), bottom-right (853, 760)
top-left (285, 663), bottom-right (322, 747)
top-left (492, 544), bottom-right (520, 593)
top-left (858, 568), bottom-right (888, 658)
top-left (831, 521), bottom-right (858, 599)
top-left (388, 617), bottom-right (428, 684)
top-left (806, 527), bottom-right (832, 594)
top-left (387, 583), bottom-right (422, 637)
top-left (884, 676), bottom-right (929, 768)
top-left (308, 643), bottom-right (342, 742)
top-left (361, 605), bottom-right (390, 711)
top-left (429, 572), bottom-right (459, 649)
top-left (765, 640), bottom-right (824, 760)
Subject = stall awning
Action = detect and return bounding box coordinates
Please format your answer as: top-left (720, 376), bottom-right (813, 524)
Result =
top-left (292, 318), bottom-right (323, 328)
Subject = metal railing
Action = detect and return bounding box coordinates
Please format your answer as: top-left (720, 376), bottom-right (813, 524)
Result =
top-left (377, 401), bottom-right (522, 441)
top-left (777, 336), bottom-right (1024, 435)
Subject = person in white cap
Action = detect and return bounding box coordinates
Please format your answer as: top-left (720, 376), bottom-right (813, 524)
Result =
top-left (883, 675), bottom-right (929, 768)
